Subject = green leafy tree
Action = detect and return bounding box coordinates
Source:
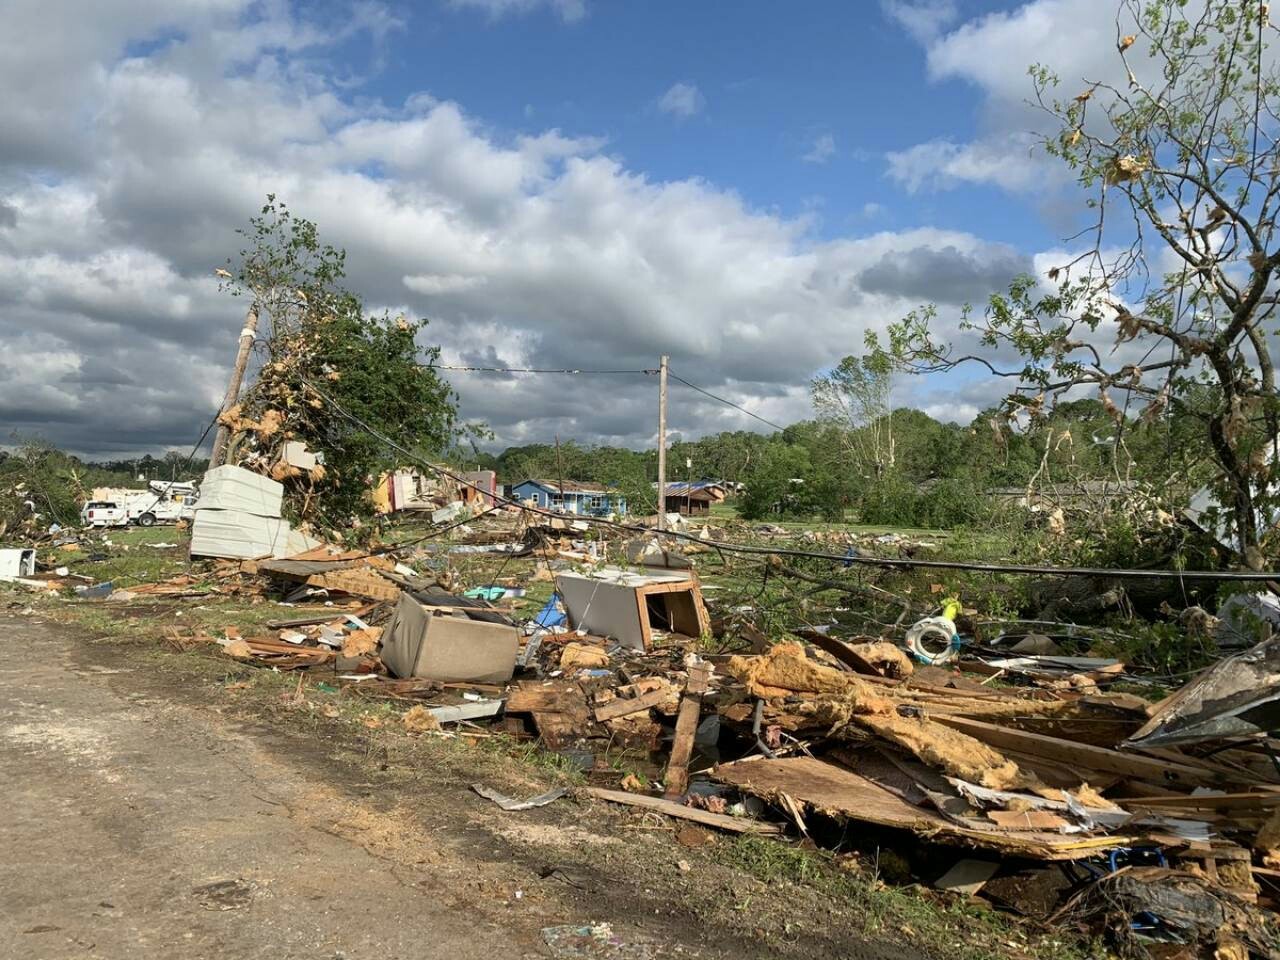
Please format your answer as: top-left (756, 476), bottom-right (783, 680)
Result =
top-left (220, 197), bottom-right (459, 526)
top-left (811, 354), bottom-right (898, 480)
top-left (872, 1), bottom-right (1280, 564)
top-left (739, 442), bottom-right (812, 520)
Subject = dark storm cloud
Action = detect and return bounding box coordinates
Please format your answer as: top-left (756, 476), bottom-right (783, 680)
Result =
top-left (858, 244), bottom-right (1030, 304)
top-left (0, 1), bottom-right (1033, 459)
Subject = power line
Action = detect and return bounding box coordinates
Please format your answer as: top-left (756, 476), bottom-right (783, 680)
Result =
top-left (429, 365), bottom-right (656, 375)
top-left (667, 370), bottom-right (788, 432)
top-left (300, 376), bottom-right (1280, 582)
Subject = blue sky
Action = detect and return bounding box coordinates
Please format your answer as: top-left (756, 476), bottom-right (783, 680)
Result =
top-left (0, 0), bottom-right (1120, 457)
top-left (370, 0), bottom-right (1047, 244)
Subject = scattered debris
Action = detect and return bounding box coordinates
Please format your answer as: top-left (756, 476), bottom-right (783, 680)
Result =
top-left (541, 923), bottom-right (656, 960)
top-left (381, 592), bottom-right (519, 683)
top-left (471, 784), bottom-right (568, 810)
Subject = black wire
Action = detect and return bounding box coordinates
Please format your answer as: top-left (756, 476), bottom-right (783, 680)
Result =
top-left (429, 365), bottom-right (656, 375)
top-left (667, 371), bottom-right (788, 431)
top-left (113, 411), bottom-right (220, 517)
top-left (298, 376), bottom-right (1280, 583)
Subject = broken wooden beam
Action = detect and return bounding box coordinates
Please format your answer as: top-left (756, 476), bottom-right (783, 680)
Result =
top-left (583, 787), bottom-right (781, 834)
top-left (793, 627), bottom-right (883, 676)
top-left (593, 686), bottom-right (672, 722)
top-left (934, 716), bottom-right (1240, 789)
top-left (664, 661), bottom-right (713, 796)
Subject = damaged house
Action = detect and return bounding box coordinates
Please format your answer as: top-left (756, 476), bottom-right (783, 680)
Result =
top-left (511, 479), bottom-right (626, 516)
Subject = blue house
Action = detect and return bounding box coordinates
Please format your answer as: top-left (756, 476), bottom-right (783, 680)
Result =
top-left (510, 479), bottom-right (627, 517)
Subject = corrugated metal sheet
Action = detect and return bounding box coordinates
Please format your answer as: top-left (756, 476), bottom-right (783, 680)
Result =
top-left (189, 509), bottom-right (319, 560)
top-left (198, 465), bottom-right (284, 515)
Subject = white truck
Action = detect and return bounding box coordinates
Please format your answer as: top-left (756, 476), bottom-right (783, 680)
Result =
top-left (81, 500), bottom-right (129, 527)
top-left (121, 481), bottom-right (199, 527)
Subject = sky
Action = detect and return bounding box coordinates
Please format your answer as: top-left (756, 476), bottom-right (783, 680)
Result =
top-left (0, 0), bottom-right (1136, 460)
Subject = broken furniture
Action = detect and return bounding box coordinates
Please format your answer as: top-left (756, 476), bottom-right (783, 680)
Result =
top-left (380, 591), bottom-right (519, 683)
top-left (555, 567), bottom-right (710, 651)
top-left (0, 548), bottom-right (36, 582)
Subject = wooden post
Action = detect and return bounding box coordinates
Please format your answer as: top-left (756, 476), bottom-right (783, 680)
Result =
top-left (555, 433), bottom-right (565, 503)
top-left (209, 304), bottom-right (260, 469)
top-left (665, 659), bottom-right (711, 797)
top-left (656, 354), bottom-right (669, 530)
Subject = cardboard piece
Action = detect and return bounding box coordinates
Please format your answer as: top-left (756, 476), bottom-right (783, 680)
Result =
top-left (381, 593), bottom-right (518, 683)
top-left (280, 441), bottom-right (317, 470)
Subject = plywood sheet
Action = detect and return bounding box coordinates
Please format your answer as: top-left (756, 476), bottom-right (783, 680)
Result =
top-left (712, 756), bottom-right (1127, 860)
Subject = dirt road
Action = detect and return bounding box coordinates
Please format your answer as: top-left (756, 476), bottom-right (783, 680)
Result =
top-left (0, 615), bottom-right (914, 960)
top-left (0, 617), bottom-right (562, 959)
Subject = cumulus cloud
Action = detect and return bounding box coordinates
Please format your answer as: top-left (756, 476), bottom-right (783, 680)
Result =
top-left (657, 82), bottom-right (704, 119)
top-left (802, 134), bottom-right (836, 165)
top-left (884, 0), bottom-right (1121, 194)
top-left (880, 0), bottom-right (959, 44)
top-left (0, 1), bottom-right (1030, 458)
top-left (448, 0), bottom-right (587, 22)
top-left (858, 243), bottom-right (1030, 304)
top-left (885, 132), bottom-right (1047, 193)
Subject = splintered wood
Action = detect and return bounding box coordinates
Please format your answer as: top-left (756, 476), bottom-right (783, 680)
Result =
top-left (664, 660), bottom-right (712, 797)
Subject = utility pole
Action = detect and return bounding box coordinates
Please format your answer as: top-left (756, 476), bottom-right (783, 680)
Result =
top-left (555, 434), bottom-right (565, 508)
top-left (656, 355), bottom-right (669, 531)
top-left (209, 304), bottom-right (260, 469)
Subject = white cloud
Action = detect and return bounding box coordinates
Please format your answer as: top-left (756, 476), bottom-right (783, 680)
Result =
top-left (881, 0), bottom-right (959, 44)
top-left (657, 82), bottom-right (704, 119)
top-left (448, 0), bottom-right (586, 23)
top-left (885, 132), bottom-right (1047, 193)
top-left (0, 1), bottom-right (1034, 456)
top-left (884, 0), bottom-right (1121, 195)
top-left (803, 134), bottom-right (836, 165)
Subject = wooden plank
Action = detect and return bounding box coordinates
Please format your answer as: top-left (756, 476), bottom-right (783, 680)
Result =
top-left (505, 681), bottom-right (585, 714)
top-left (793, 628), bottom-right (882, 676)
top-left (266, 604), bottom-right (376, 629)
top-left (664, 661), bottom-right (712, 797)
top-left (583, 787), bottom-right (781, 834)
top-left (593, 687), bottom-right (671, 722)
top-left (1114, 792), bottom-right (1280, 810)
top-left (934, 716), bottom-right (1238, 788)
top-left (306, 569), bottom-right (401, 601)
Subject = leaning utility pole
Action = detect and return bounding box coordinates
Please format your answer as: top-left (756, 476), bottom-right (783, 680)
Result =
top-left (209, 304), bottom-right (260, 469)
top-left (656, 354), bottom-right (669, 531)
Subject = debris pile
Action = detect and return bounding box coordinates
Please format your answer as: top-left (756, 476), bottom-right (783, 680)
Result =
top-left (8, 490), bottom-right (1280, 956)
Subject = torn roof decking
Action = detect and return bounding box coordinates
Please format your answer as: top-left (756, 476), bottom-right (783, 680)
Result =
top-left (713, 755), bottom-right (1138, 860)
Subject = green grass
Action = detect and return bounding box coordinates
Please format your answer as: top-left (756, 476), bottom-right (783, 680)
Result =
top-left (715, 836), bottom-right (1098, 960)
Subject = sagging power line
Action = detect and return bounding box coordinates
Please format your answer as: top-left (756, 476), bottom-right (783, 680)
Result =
top-left (299, 376), bottom-right (1280, 583)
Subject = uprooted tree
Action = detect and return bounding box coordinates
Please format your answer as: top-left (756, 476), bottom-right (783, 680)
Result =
top-left (873, 0), bottom-right (1280, 566)
top-left (215, 197), bottom-right (459, 528)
